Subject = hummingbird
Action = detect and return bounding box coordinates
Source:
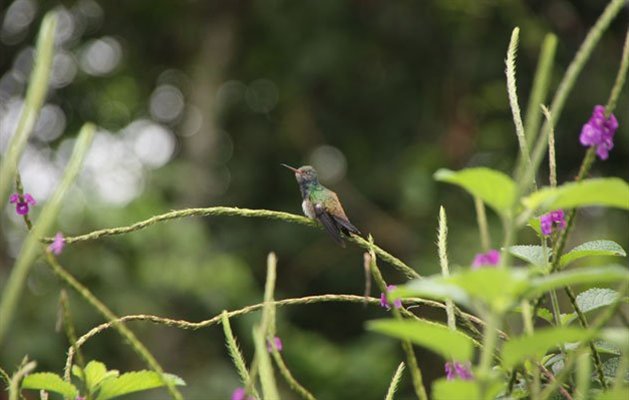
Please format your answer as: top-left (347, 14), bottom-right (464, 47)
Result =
top-left (282, 164), bottom-right (360, 246)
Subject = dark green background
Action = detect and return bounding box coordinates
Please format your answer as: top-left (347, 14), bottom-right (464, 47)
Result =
top-left (1, 1), bottom-right (627, 398)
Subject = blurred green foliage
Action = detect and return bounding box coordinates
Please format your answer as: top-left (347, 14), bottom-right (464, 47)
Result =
top-left (1, 0), bottom-right (627, 398)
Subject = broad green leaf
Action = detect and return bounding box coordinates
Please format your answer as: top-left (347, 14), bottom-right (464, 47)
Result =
top-left (599, 328), bottom-right (629, 352)
top-left (73, 362), bottom-right (119, 388)
top-left (522, 178), bottom-right (629, 213)
top-left (525, 265), bottom-right (629, 299)
top-left (432, 378), bottom-right (502, 400)
top-left (367, 319), bottom-right (474, 360)
top-left (432, 379), bottom-right (479, 400)
top-left (396, 268), bottom-right (530, 312)
top-left (95, 371), bottom-right (185, 400)
top-left (22, 372), bottom-right (79, 398)
top-left (564, 340), bottom-right (621, 356)
top-left (502, 327), bottom-right (593, 368)
top-left (509, 245), bottom-right (547, 266)
top-left (596, 387), bottom-right (629, 400)
top-left (434, 168), bottom-right (516, 216)
top-left (527, 218), bottom-right (542, 236)
top-left (560, 241), bottom-right (626, 267)
top-left (393, 276), bottom-right (471, 307)
top-left (562, 288), bottom-right (621, 324)
top-left (447, 268), bottom-right (529, 312)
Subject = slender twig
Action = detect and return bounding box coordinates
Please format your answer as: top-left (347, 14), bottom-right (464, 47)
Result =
top-left (506, 27), bottom-right (535, 188)
top-left (474, 197), bottom-right (491, 251)
top-left (47, 254), bottom-right (182, 400)
top-left (366, 240), bottom-right (428, 400)
top-left (43, 207), bottom-right (420, 280)
top-left (8, 360), bottom-right (37, 400)
top-left (271, 350), bottom-right (316, 400)
top-left (604, 28), bottom-right (629, 117)
top-left (438, 207), bottom-right (456, 331)
top-left (385, 362), bottom-right (405, 400)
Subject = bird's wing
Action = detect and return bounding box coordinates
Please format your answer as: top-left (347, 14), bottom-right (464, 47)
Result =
top-left (326, 192), bottom-right (361, 235)
top-left (314, 202), bottom-right (345, 247)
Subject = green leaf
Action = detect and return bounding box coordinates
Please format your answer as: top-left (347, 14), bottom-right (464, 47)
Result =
top-left (434, 168), bottom-right (516, 216)
top-left (522, 178), bottom-right (629, 213)
top-left (84, 361), bottom-right (118, 391)
top-left (509, 245), bottom-right (547, 266)
top-left (596, 387), bottom-right (629, 400)
top-left (561, 288), bottom-right (621, 324)
top-left (560, 241), bottom-right (626, 267)
top-left (502, 327), bottom-right (593, 368)
top-left (22, 372), bottom-right (79, 398)
top-left (599, 328), bottom-right (629, 352)
top-left (95, 371), bottom-right (185, 400)
top-left (367, 319), bottom-right (474, 361)
top-left (525, 265), bottom-right (629, 299)
top-left (601, 357), bottom-right (628, 382)
top-left (396, 268), bottom-right (530, 312)
top-left (432, 379), bottom-right (480, 400)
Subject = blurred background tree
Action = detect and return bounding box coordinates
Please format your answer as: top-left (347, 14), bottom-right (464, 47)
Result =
top-left (1, 0), bottom-right (627, 398)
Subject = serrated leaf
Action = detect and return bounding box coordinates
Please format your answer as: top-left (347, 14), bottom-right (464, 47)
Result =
top-left (560, 241), bottom-right (626, 267)
top-left (522, 178), bottom-right (629, 213)
top-left (502, 327), bottom-right (593, 368)
top-left (367, 319), bottom-right (475, 361)
top-left (560, 288), bottom-right (621, 325)
top-left (525, 265), bottom-right (629, 299)
top-left (95, 371), bottom-right (185, 400)
top-left (509, 245), bottom-right (547, 266)
top-left (22, 372), bottom-right (79, 397)
top-left (84, 360), bottom-right (110, 390)
top-left (434, 167), bottom-right (516, 217)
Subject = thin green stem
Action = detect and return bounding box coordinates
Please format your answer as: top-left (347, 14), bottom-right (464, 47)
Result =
top-left (221, 312), bottom-right (260, 400)
top-left (605, 28), bottom-right (629, 117)
top-left (438, 207), bottom-right (456, 331)
top-left (574, 350), bottom-right (591, 400)
top-left (0, 124), bottom-right (95, 346)
top-left (527, 0), bottom-right (625, 195)
top-left (47, 254), bottom-right (182, 400)
top-left (44, 207), bottom-right (420, 280)
top-left (8, 360), bottom-right (36, 400)
top-left (0, 12), bottom-right (57, 204)
top-left (62, 289), bottom-right (496, 385)
top-left (478, 312), bottom-right (500, 398)
top-left (474, 197), bottom-right (491, 251)
top-left (366, 239), bottom-right (428, 400)
top-left (506, 27), bottom-right (535, 188)
top-left (525, 34), bottom-right (557, 148)
top-left (385, 362), bottom-right (405, 400)
top-left (271, 350), bottom-right (316, 400)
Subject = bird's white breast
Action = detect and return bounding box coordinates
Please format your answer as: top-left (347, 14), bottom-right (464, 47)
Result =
top-left (302, 200), bottom-right (316, 219)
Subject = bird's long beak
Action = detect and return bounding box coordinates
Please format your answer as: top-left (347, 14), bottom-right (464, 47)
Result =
top-left (281, 163), bottom-right (300, 173)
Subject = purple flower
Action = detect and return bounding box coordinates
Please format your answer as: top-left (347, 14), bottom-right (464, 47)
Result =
top-left (445, 361), bottom-right (473, 380)
top-left (579, 105), bottom-right (618, 160)
top-left (472, 249), bottom-right (500, 269)
top-left (267, 336), bottom-right (283, 352)
top-left (380, 285), bottom-right (402, 311)
top-left (9, 193), bottom-right (36, 216)
top-left (540, 209), bottom-right (566, 236)
top-left (49, 232), bottom-right (65, 255)
top-left (232, 388), bottom-right (254, 400)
